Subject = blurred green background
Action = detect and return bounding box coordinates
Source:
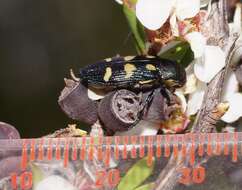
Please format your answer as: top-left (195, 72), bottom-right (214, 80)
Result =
top-left (0, 0), bottom-right (135, 137)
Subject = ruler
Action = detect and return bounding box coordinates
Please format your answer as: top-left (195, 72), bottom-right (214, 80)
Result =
top-left (0, 132), bottom-right (241, 190)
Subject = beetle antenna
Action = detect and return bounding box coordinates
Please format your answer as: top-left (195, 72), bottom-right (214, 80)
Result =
top-left (70, 69), bottom-right (80, 82)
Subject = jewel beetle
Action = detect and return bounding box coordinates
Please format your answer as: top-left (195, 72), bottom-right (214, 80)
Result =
top-left (77, 55), bottom-right (187, 129)
top-left (79, 55), bottom-right (186, 91)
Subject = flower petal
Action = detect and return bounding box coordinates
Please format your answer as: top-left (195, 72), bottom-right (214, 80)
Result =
top-left (194, 46), bottom-right (226, 83)
top-left (169, 13), bottom-right (179, 36)
top-left (87, 87), bottom-right (106, 100)
top-left (222, 69), bottom-right (239, 101)
top-left (36, 176), bottom-right (77, 190)
top-left (230, 3), bottom-right (242, 33)
top-left (174, 89), bottom-right (187, 112)
top-left (176, 0), bottom-right (200, 20)
top-left (115, 121), bottom-right (159, 136)
top-left (185, 32), bottom-right (206, 58)
top-left (114, 121), bottom-right (158, 153)
top-left (182, 64), bottom-right (198, 94)
top-left (186, 81), bottom-right (207, 115)
top-left (231, 45), bottom-right (242, 67)
top-left (235, 64), bottom-right (242, 86)
top-left (136, 0), bottom-right (174, 30)
top-left (115, 0), bottom-right (123, 4)
top-left (221, 93), bottom-right (242, 123)
top-left (184, 73), bottom-right (197, 94)
top-left (200, 0), bottom-right (210, 8)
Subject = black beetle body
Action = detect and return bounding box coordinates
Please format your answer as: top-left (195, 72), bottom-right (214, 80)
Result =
top-left (79, 56), bottom-right (186, 90)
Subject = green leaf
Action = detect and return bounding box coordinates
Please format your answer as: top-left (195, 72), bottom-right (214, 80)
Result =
top-left (117, 157), bottom-right (154, 190)
top-left (159, 42), bottom-right (194, 67)
top-left (134, 183), bottom-right (155, 190)
top-left (123, 4), bottom-right (146, 54)
top-left (30, 163), bottom-right (44, 190)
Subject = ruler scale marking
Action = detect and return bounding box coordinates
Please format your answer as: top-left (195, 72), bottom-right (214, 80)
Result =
top-left (114, 136), bottom-right (120, 160)
top-left (232, 133), bottom-right (238, 162)
top-left (139, 135), bottom-right (145, 158)
top-left (207, 133), bottom-right (212, 156)
top-left (80, 137), bottom-right (86, 161)
top-left (14, 132), bottom-right (242, 190)
top-left (38, 139), bottom-right (44, 161)
top-left (156, 135), bottom-right (162, 158)
top-left (131, 136), bottom-right (137, 158)
top-left (47, 138), bottom-right (53, 161)
top-left (63, 139), bottom-right (69, 168)
top-left (147, 136), bottom-right (154, 166)
top-left (189, 133), bottom-right (195, 166)
top-left (30, 139), bottom-right (35, 162)
top-left (72, 138), bottom-right (77, 161)
top-left (55, 138), bottom-right (61, 160)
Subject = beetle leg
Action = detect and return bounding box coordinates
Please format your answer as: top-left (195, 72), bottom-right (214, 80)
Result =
top-left (143, 90), bottom-right (156, 111)
top-left (160, 87), bottom-right (172, 105)
top-left (129, 90), bottom-right (155, 128)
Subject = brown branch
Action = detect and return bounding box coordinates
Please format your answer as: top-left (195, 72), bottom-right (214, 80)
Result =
top-left (192, 37), bottom-right (238, 132)
top-left (192, 0), bottom-right (239, 132)
top-left (98, 90), bottom-right (143, 132)
top-left (58, 79), bottom-right (98, 125)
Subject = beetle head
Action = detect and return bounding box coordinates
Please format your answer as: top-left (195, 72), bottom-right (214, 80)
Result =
top-left (159, 60), bottom-right (186, 89)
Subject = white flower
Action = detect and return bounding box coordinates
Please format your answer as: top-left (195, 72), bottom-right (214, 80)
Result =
top-left (136, 0), bottom-right (174, 30)
top-left (186, 68), bottom-right (242, 123)
top-left (229, 3), bottom-right (241, 34)
top-left (136, 0), bottom-right (200, 30)
top-left (221, 70), bottom-right (242, 123)
top-left (194, 45), bottom-right (226, 83)
top-left (175, 0), bottom-right (200, 20)
top-left (221, 93), bottom-right (242, 123)
top-left (182, 64), bottom-right (197, 94)
top-left (35, 176), bottom-right (77, 190)
top-left (136, 0), bottom-right (209, 66)
top-left (222, 70), bottom-right (239, 100)
top-left (184, 73), bottom-right (197, 94)
top-left (186, 80), bottom-right (206, 115)
top-left (174, 89), bottom-right (187, 112)
top-left (185, 32), bottom-right (206, 58)
top-left (115, 120), bottom-right (159, 136)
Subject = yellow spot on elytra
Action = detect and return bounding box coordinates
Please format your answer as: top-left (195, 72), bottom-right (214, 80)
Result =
top-left (105, 58), bottom-right (112, 62)
top-left (146, 64), bottom-right (156, 71)
top-left (103, 67), bottom-right (112, 82)
top-left (124, 63), bottom-right (137, 79)
top-left (124, 56), bottom-right (135, 61)
top-left (139, 80), bottom-right (154, 84)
